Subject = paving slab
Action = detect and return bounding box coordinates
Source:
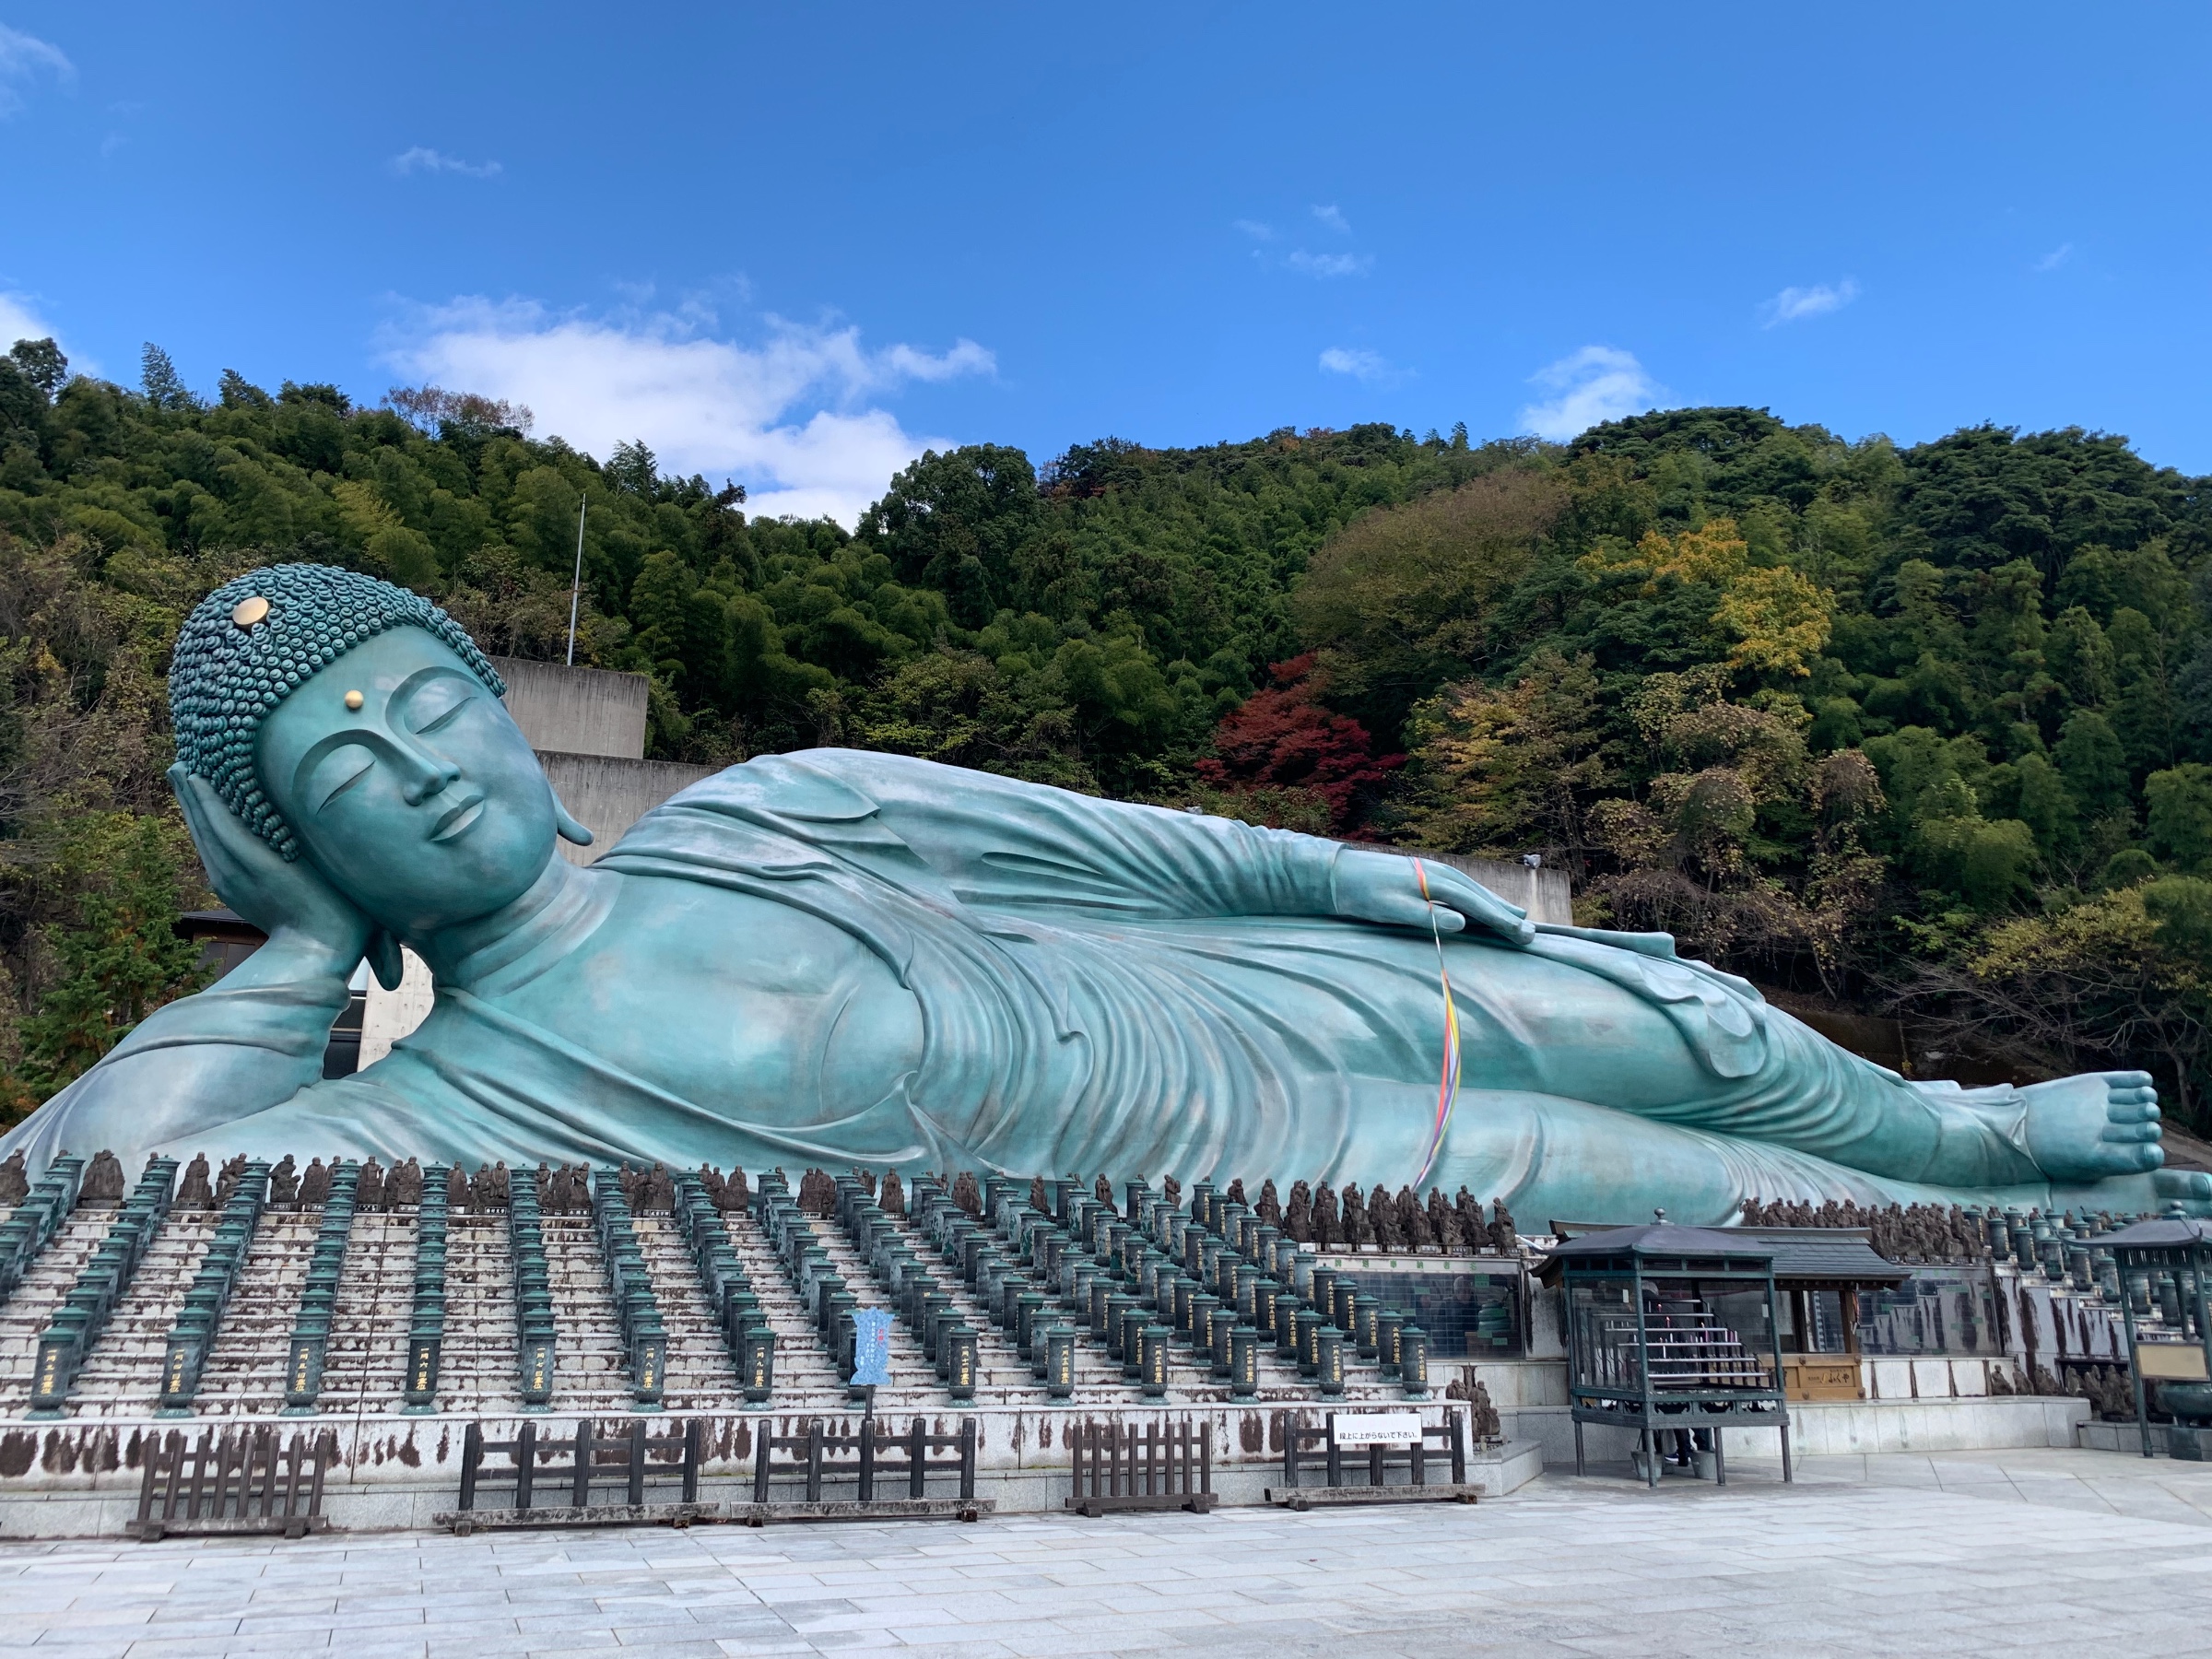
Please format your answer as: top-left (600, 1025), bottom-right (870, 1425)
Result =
top-left (12, 1456), bottom-right (2212, 1655)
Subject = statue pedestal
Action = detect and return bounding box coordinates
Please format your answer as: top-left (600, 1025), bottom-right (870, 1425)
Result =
top-left (2167, 1424), bottom-right (2212, 1461)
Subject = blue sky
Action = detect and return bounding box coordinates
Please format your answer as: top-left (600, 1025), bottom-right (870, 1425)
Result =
top-left (3, 2), bottom-right (2208, 522)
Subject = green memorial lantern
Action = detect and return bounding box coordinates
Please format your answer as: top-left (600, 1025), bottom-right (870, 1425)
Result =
top-left (1230, 1323), bottom-right (1260, 1397)
top-left (1315, 1325), bottom-right (1346, 1395)
top-left (1119, 1304), bottom-right (1148, 1379)
top-left (741, 1322), bottom-right (775, 1403)
top-left (1141, 1323), bottom-right (1171, 1396)
top-left (947, 1325), bottom-right (978, 1402)
top-left (1354, 1293), bottom-right (1381, 1359)
top-left (1295, 1308), bottom-right (1324, 1377)
top-left (1399, 1323), bottom-right (1430, 1397)
top-left (1045, 1324), bottom-right (1076, 1397)
top-left (1376, 1310), bottom-right (1406, 1379)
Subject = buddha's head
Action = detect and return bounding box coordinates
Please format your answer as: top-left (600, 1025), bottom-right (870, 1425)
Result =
top-left (171, 566), bottom-right (562, 936)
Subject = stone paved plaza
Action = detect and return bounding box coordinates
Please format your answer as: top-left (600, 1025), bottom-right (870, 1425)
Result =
top-left (7, 1451), bottom-right (2212, 1658)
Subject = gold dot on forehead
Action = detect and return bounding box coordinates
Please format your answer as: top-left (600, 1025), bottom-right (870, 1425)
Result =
top-left (230, 595), bottom-right (270, 629)
top-left (344, 689), bottom-right (364, 712)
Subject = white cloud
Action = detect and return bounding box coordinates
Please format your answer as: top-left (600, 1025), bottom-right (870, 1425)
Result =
top-left (1518, 346), bottom-right (1665, 441)
top-left (1287, 250), bottom-right (1372, 278)
top-left (2036, 242), bottom-right (2074, 272)
top-left (1311, 204), bottom-right (1350, 235)
top-left (1232, 218), bottom-right (1276, 241)
top-left (380, 299), bottom-right (994, 525)
top-left (391, 147), bottom-right (502, 180)
top-left (0, 291), bottom-right (86, 371)
top-left (0, 23), bottom-right (72, 117)
top-left (1319, 347), bottom-right (1390, 382)
top-left (1759, 277), bottom-right (1860, 327)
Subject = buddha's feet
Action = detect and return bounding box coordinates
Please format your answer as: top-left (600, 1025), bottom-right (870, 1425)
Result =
top-left (2021, 1070), bottom-right (2163, 1180)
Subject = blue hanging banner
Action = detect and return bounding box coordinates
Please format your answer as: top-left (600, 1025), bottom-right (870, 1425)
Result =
top-left (851, 1308), bottom-right (894, 1387)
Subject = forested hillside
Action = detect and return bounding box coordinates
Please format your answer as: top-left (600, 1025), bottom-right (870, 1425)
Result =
top-left (0, 337), bottom-right (2207, 1124)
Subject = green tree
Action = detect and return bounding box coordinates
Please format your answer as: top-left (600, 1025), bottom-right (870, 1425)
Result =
top-left (18, 815), bottom-right (208, 1096)
top-left (139, 343), bottom-right (196, 412)
top-left (2146, 764), bottom-right (2212, 873)
top-left (8, 336), bottom-right (67, 396)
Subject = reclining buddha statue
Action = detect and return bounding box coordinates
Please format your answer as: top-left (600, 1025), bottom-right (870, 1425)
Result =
top-left (2, 565), bottom-right (2198, 1225)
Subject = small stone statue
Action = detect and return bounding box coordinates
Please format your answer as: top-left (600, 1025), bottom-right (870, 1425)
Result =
top-left (1226, 1177), bottom-right (1247, 1207)
top-left (216, 1152), bottom-right (248, 1206)
top-left (1284, 1182), bottom-right (1312, 1243)
top-left (1257, 1179), bottom-right (1281, 1227)
top-left (1444, 1373), bottom-right (1503, 1441)
top-left (1340, 1182), bottom-right (1371, 1249)
top-left (1454, 1188), bottom-right (1484, 1252)
top-left (1093, 1172), bottom-right (1113, 1209)
top-left (270, 1155), bottom-right (299, 1206)
top-left (877, 1169), bottom-right (900, 1217)
top-left (444, 1163), bottom-right (467, 1209)
top-left (81, 1149), bottom-right (125, 1202)
top-left (176, 1153), bottom-right (214, 1209)
top-left (1427, 1187), bottom-right (1453, 1252)
top-left (299, 1157), bottom-right (331, 1207)
top-left (1312, 1183), bottom-right (1338, 1249)
top-left (0, 1149), bottom-right (26, 1206)
top-left (1030, 1174), bottom-right (1049, 1213)
top-left (1162, 1173), bottom-right (1182, 1208)
top-left (469, 1163), bottom-right (496, 1210)
top-left (641, 1162), bottom-right (674, 1212)
top-left (1488, 1199), bottom-right (1518, 1256)
top-left (358, 1158), bottom-right (385, 1210)
top-left (953, 1170), bottom-right (982, 1216)
top-left (390, 1159), bottom-right (422, 1207)
top-left (1370, 1186), bottom-right (1399, 1251)
top-left (725, 1166), bottom-right (751, 1213)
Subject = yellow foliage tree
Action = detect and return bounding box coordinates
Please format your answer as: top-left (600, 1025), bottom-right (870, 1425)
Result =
top-left (1579, 517), bottom-right (1834, 677)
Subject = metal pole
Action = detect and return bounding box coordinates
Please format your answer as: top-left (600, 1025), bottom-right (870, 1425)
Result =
top-left (2122, 1254), bottom-right (2151, 1458)
top-left (2194, 1241), bottom-right (2212, 1399)
top-left (566, 493), bottom-right (586, 665)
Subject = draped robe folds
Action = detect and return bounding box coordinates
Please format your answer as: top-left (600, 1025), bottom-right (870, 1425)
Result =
top-left (3, 751), bottom-right (2072, 1223)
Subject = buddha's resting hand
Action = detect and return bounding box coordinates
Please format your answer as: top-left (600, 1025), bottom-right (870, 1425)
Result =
top-left (2019, 1070), bottom-right (2165, 1180)
top-left (171, 764), bottom-right (373, 977)
top-left (1329, 848), bottom-right (1535, 947)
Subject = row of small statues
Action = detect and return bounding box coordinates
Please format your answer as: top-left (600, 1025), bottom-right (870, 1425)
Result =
top-left (1741, 1195), bottom-right (2132, 1266)
top-left (900, 1169), bottom-right (1524, 1256)
top-left (1742, 1196), bottom-right (1997, 1263)
top-left (4, 1148), bottom-right (1531, 1254)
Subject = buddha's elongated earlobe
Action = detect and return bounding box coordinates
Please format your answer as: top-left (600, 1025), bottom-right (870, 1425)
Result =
top-left (554, 797), bottom-right (594, 847)
top-left (368, 929), bottom-right (406, 992)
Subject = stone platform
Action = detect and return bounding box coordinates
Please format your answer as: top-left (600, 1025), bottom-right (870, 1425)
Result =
top-left (0, 1404), bottom-right (1544, 1538)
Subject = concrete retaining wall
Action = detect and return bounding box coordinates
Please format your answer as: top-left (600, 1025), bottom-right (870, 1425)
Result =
top-left (539, 752), bottom-right (718, 867)
top-left (492, 657), bottom-right (649, 760)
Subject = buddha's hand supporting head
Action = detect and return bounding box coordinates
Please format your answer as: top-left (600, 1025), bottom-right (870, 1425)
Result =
top-left (170, 761), bottom-right (376, 979)
top-left (171, 566), bottom-right (570, 954)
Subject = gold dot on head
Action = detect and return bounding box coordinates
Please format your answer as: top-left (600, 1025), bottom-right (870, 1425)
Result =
top-left (344, 689), bottom-right (364, 712)
top-left (230, 595), bottom-right (270, 629)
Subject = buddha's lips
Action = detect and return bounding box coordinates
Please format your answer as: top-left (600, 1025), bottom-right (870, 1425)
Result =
top-left (429, 794), bottom-right (486, 842)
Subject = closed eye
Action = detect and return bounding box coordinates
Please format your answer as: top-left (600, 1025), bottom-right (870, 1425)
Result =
top-left (408, 686), bottom-right (473, 735)
top-left (310, 746), bottom-right (375, 812)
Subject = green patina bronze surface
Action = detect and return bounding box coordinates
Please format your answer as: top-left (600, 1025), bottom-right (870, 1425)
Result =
top-left (4, 569), bottom-right (2201, 1225)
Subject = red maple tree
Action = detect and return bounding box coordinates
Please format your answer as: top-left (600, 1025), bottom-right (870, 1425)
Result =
top-left (1195, 654), bottom-right (1403, 833)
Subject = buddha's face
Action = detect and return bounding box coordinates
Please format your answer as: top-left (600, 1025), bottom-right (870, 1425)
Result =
top-left (255, 627), bottom-right (557, 935)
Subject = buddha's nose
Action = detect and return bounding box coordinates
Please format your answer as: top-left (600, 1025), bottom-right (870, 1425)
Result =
top-left (395, 746), bottom-right (462, 806)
